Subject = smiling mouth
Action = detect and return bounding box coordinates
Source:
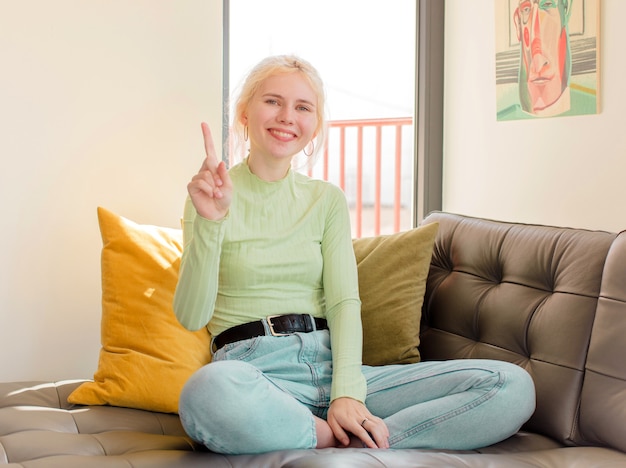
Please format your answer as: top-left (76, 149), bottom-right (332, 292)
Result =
top-left (269, 129), bottom-right (297, 140)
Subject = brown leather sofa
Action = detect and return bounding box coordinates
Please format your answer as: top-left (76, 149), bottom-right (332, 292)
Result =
top-left (2, 212), bottom-right (625, 467)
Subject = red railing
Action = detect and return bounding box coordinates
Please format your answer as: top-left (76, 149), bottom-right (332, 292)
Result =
top-left (310, 117), bottom-right (413, 238)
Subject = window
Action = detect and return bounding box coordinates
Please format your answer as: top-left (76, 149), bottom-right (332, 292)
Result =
top-left (224, 1), bottom-right (443, 236)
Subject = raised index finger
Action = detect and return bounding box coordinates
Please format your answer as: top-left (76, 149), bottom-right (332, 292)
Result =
top-left (201, 122), bottom-right (219, 171)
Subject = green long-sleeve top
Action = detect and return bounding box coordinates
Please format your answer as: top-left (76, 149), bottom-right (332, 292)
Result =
top-left (173, 159), bottom-right (367, 403)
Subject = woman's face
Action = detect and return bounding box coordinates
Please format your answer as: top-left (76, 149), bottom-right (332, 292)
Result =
top-left (243, 71), bottom-right (319, 163)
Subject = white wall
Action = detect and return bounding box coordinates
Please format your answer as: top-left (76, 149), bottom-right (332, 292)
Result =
top-left (0, 1), bottom-right (223, 381)
top-left (443, 0), bottom-right (626, 233)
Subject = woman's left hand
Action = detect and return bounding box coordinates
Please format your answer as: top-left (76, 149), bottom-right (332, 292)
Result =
top-left (327, 397), bottom-right (390, 449)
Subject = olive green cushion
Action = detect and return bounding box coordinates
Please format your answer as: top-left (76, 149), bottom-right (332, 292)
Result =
top-left (354, 223), bottom-right (439, 366)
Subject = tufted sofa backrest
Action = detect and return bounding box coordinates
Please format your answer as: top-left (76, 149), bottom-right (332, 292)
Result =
top-left (420, 212), bottom-right (626, 453)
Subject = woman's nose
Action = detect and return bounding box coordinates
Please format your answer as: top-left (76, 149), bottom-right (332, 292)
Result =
top-left (278, 107), bottom-right (294, 124)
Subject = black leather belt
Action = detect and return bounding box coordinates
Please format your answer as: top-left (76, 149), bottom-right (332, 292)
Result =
top-left (212, 314), bottom-right (328, 352)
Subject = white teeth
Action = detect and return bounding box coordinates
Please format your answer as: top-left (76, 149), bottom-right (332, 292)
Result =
top-left (271, 129), bottom-right (294, 138)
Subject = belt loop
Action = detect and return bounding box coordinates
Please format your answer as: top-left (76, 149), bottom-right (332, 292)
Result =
top-left (261, 317), bottom-right (272, 335)
top-left (308, 314), bottom-right (317, 332)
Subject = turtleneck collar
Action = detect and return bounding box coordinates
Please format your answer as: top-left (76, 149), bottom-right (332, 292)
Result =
top-left (240, 157), bottom-right (297, 196)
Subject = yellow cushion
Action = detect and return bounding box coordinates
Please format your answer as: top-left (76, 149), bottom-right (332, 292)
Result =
top-left (354, 223), bottom-right (439, 366)
top-left (68, 207), bottom-right (211, 413)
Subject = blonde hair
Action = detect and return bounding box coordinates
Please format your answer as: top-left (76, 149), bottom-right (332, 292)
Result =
top-left (230, 55), bottom-right (328, 169)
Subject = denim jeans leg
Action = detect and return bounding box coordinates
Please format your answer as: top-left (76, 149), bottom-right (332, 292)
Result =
top-left (179, 331), bottom-right (333, 454)
top-left (362, 359), bottom-right (536, 450)
top-left (179, 360), bottom-right (317, 454)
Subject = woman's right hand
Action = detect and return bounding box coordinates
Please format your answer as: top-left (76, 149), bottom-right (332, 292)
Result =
top-left (187, 122), bottom-right (233, 220)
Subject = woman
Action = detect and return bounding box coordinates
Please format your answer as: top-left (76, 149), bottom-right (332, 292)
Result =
top-left (173, 55), bottom-right (535, 455)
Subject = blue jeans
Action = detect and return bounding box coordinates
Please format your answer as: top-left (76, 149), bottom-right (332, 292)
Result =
top-left (179, 330), bottom-right (535, 454)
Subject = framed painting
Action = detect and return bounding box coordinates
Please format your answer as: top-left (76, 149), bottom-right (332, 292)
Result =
top-left (495, 0), bottom-right (601, 121)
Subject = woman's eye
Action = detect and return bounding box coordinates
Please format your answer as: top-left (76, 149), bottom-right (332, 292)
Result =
top-left (297, 105), bottom-right (311, 112)
top-left (265, 99), bottom-right (279, 105)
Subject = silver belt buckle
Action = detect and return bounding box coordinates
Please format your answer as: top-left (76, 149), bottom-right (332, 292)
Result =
top-left (266, 315), bottom-right (290, 337)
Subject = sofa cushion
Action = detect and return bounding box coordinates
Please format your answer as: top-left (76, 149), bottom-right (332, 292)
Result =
top-left (354, 223), bottom-right (438, 366)
top-left (67, 208), bottom-right (212, 413)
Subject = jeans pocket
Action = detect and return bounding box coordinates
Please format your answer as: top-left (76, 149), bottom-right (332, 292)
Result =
top-left (213, 336), bottom-right (262, 362)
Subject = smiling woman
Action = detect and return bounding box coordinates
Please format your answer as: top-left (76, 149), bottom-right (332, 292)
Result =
top-left (230, 56), bottom-right (328, 174)
top-left (172, 53), bottom-right (534, 456)
top-left (242, 72), bottom-right (320, 177)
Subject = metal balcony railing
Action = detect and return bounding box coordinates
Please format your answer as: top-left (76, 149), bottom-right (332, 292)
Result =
top-left (309, 117), bottom-right (414, 238)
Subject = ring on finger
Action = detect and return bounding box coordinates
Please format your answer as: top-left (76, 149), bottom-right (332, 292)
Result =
top-left (360, 418), bottom-right (369, 427)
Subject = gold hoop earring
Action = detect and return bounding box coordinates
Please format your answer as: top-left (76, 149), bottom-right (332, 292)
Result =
top-left (303, 140), bottom-right (314, 157)
top-left (244, 126), bottom-right (249, 142)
